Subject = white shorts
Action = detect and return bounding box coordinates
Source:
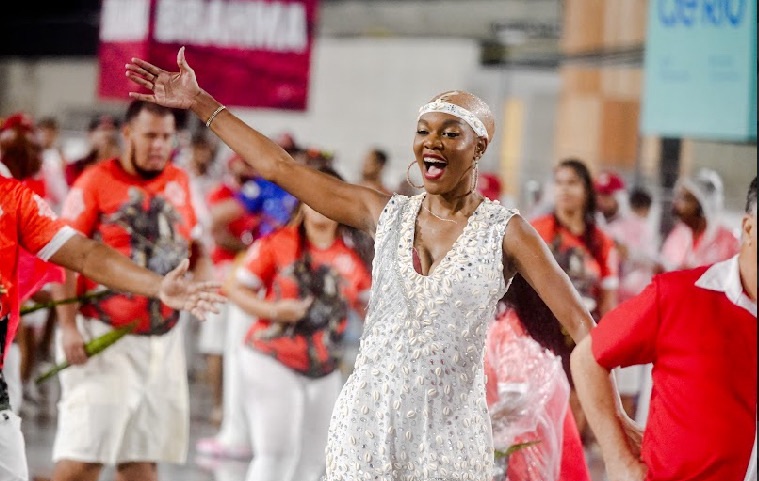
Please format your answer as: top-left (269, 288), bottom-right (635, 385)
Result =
top-left (0, 410), bottom-right (28, 481)
top-left (52, 317), bottom-right (189, 464)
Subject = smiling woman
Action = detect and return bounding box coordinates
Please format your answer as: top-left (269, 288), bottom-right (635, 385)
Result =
top-left (124, 49), bottom-right (623, 481)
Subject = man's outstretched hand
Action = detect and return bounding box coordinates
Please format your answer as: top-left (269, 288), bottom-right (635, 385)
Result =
top-left (159, 259), bottom-right (225, 320)
top-left (126, 46), bottom-right (201, 109)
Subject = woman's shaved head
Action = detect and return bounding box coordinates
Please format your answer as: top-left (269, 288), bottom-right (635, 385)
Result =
top-left (430, 90), bottom-right (495, 142)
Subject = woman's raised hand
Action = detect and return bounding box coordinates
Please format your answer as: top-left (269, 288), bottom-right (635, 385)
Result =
top-left (125, 47), bottom-right (201, 109)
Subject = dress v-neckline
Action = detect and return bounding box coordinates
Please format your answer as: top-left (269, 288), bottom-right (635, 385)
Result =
top-left (406, 194), bottom-right (484, 278)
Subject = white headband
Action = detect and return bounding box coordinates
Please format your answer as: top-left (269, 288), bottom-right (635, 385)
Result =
top-left (417, 100), bottom-right (489, 140)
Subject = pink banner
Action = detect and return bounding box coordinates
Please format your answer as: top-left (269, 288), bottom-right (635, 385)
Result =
top-left (98, 0), bottom-right (318, 110)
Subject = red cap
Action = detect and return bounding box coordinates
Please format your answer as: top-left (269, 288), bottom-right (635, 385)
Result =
top-left (478, 172), bottom-right (502, 201)
top-left (594, 171), bottom-right (625, 196)
top-left (0, 113), bottom-right (35, 134)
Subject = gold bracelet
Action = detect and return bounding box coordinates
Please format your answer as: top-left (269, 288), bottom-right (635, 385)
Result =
top-left (205, 105), bottom-right (227, 128)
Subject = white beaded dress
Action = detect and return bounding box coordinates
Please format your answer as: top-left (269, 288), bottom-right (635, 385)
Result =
top-left (324, 193), bottom-right (517, 481)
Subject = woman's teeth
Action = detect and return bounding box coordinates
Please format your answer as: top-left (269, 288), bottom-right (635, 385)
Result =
top-left (423, 159), bottom-right (447, 179)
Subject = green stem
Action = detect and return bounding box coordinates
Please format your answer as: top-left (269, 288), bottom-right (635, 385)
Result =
top-left (20, 290), bottom-right (111, 316)
top-left (34, 320), bottom-right (139, 385)
top-left (34, 361), bottom-right (70, 384)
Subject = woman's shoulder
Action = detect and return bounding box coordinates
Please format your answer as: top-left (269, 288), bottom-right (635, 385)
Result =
top-left (378, 192), bottom-right (415, 219)
top-left (386, 192), bottom-right (415, 206)
top-left (477, 198), bottom-right (520, 228)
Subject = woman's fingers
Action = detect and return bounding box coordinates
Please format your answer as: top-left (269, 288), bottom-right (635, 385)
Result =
top-left (125, 63), bottom-right (155, 80)
top-left (128, 92), bottom-right (156, 102)
top-left (130, 57), bottom-right (163, 76)
top-left (126, 72), bottom-right (153, 89)
top-left (177, 46), bottom-right (193, 74)
top-left (125, 61), bottom-right (159, 100)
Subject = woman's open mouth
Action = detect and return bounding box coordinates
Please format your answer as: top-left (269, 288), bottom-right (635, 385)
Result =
top-left (423, 156), bottom-right (447, 180)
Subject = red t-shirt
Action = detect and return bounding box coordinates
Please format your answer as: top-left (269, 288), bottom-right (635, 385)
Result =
top-left (207, 183), bottom-right (261, 265)
top-left (531, 214), bottom-right (619, 319)
top-left (61, 159), bottom-right (197, 335)
top-left (22, 175), bottom-right (47, 199)
top-left (238, 226), bottom-right (371, 378)
top-left (591, 264), bottom-right (756, 481)
top-left (1, 177), bottom-right (73, 367)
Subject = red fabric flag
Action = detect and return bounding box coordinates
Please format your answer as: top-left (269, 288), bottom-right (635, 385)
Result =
top-left (18, 250), bottom-right (64, 304)
top-left (98, 0), bottom-right (318, 110)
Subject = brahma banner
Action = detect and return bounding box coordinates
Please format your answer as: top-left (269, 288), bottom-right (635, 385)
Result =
top-left (98, 0), bottom-right (318, 110)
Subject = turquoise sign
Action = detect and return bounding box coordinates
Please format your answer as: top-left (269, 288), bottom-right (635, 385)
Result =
top-left (641, 0), bottom-right (757, 141)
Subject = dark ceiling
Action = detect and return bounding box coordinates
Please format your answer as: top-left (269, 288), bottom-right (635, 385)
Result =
top-left (0, 1), bottom-right (101, 57)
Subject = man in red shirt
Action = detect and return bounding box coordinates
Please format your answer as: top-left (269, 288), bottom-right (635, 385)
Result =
top-left (571, 176), bottom-right (757, 481)
top-left (53, 101), bottom-right (215, 481)
top-left (0, 176), bottom-right (221, 481)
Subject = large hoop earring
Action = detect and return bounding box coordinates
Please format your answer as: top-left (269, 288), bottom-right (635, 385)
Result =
top-left (406, 160), bottom-right (425, 189)
top-left (471, 160), bottom-right (479, 194)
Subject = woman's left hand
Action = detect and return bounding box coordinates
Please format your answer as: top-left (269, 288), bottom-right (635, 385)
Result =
top-left (126, 47), bottom-right (203, 109)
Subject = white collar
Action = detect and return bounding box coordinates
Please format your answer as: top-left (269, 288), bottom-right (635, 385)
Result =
top-left (0, 162), bottom-right (12, 178)
top-left (695, 255), bottom-right (756, 316)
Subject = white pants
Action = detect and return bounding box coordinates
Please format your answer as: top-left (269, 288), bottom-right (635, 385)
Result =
top-left (240, 349), bottom-right (341, 481)
top-left (1, 345), bottom-right (21, 414)
top-left (214, 304), bottom-right (252, 447)
top-left (0, 410), bottom-right (27, 481)
top-left (196, 302), bottom-right (228, 356)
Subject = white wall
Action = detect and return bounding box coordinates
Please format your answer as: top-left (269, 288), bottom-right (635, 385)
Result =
top-left (231, 37), bottom-right (481, 185)
top-left (0, 58), bottom-right (118, 119)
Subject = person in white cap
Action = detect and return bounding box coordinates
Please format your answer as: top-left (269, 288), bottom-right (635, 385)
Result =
top-left (659, 168), bottom-right (739, 272)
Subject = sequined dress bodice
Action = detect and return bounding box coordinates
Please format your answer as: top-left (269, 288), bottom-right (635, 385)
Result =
top-left (325, 194), bottom-right (517, 481)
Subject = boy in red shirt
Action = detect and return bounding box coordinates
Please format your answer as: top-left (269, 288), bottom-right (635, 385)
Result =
top-left (571, 177), bottom-right (757, 481)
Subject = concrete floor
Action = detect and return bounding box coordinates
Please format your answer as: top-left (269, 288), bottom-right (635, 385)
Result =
top-left (20, 367), bottom-right (607, 481)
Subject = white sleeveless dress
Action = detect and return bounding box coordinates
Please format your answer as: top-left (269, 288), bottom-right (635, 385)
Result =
top-left (324, 193), bottom-right (517, 481)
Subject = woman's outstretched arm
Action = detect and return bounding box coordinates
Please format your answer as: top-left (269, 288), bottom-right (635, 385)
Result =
top-left (502, 216), bottom-right (644, 462)
top-left (502, 214), bottom-right (594, 343)
top-left (126, 47), bottom-right (389, 234)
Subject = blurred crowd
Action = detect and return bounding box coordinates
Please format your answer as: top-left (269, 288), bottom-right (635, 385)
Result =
top-left (0, 106), bottom-right (745, 481)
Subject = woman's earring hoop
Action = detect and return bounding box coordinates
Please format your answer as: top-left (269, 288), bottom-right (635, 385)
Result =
top-left (471, 160), bottom-right (479, 194)
top-left (406, 161), bottom-right (425, 189)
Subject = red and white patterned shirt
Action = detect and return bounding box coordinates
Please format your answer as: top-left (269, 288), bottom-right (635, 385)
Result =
top-left (62, 159), bottom-right (197, 335)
